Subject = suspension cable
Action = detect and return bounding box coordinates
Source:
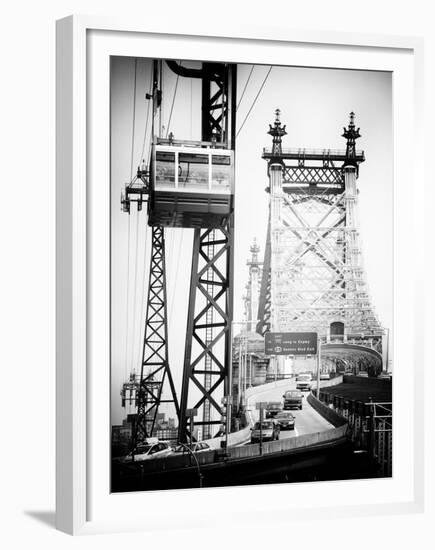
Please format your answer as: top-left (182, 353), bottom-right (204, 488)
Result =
top-left (166, 71), bottom-right (180, 138)
top-left (168, 229), bottom-right (184, 330)
top-left (136, 218), bottom-right (150, 374)
top-left (140, 68), bottom-right (153, 166)
top-left (130, 208), bottom-right (141, 375)
top-left (236, 66), bottom-right (273, 138)
top-left (124, 215), bottom-right (132, 380)
top-left (236, 65), bottom-right (254, 112)
top-left (130, 58), bottom-right (138, 181)
top-left (190, 78), bottom-right (193, 140)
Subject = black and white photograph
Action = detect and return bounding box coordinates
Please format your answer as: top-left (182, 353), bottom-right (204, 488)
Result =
top-left (2, 0), bottom-right (433, 544)
top-left (110, 57), bottom-right (393, 492)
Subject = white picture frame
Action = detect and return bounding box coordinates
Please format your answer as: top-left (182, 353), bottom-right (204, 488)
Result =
top-left (56, 15), bottom-right (425, 535)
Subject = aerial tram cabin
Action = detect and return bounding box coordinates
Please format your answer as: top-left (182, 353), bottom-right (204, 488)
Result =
top-left (148, 138), bottom-right (234, 229)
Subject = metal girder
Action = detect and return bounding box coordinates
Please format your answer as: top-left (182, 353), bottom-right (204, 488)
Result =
top-left (132, 226), bottom-right (180, 446)
top-left (166, 61), bottom-right (236, 145)
top-left (178, 223), bottom-right (234, 443)
top-left (283, 165), bottom-right (343, 187)
top-left (202, 63), bottom-right (236, 145)
top-left (270, 187), bottom-right (383, 337)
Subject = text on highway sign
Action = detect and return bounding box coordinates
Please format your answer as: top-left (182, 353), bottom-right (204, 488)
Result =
top-left (264, 332), bottom-right (318, 355)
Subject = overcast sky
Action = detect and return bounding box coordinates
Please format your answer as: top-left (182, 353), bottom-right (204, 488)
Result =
top-left (110, 57), bottom-right (392, 426)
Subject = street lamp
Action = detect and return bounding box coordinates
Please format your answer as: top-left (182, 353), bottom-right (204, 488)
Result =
top-left (232, 319), bottom-right (260, 410)
top-left (176, 443), bottom-right (203, 488)
top-left (316, 336), bottom-right (322, 399)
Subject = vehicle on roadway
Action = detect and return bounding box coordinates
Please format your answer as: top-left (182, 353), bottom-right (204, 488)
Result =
top-left (172, 442), bottom-right (211, 454)
top-left (118, 439), bottom-right (173, 463)
top-left (296, 373), bottom-right (312, 391)
top-left (283, 390), bottom-right (303, 410)
top-left (265, 401), bottom-right (283, 418)
top-left (320, 372), bottom-right (331, 380)
top-left (250, 420), bottom-right (280, 443)
top-left (274, 411), bottom-right (296, 430)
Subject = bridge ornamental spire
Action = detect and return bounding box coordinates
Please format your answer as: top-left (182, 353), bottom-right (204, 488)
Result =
top-left (268, 108), bottom-right (287, 158)
top-left (342, 111), bottom-right (361, 169)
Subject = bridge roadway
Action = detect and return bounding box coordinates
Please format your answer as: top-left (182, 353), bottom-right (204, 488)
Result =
top-left (112, 378), bottom-right (359, 491)
top-left (245, 379), bottom-right (334, 443)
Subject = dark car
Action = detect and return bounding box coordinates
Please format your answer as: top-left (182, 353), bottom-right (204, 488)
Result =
top-left (283, 390), bottom-right (303, 410)
top-left (265, 401), bottom-right (283, 418)
top-left (274, 411), bottom-right (296, 430)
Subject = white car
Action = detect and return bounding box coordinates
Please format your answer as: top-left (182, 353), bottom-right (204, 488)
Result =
top-left (250, 420), bottom-right (280, 443)
top-left (120, 440), bottom-right (172, 463)
top-left (172, 442), bottom-right (211, 454)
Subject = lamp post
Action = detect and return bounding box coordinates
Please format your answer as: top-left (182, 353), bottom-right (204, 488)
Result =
top-left (186, 408), bottom-right (198, 446)
top-left (255, 401), bottom-right (266, 456)
top-left (177, 443), bottom-right (203, 488)
top-left (316, 336), bottom-right (322, 399)
top-left (232, 319), bottom-right (259, 409)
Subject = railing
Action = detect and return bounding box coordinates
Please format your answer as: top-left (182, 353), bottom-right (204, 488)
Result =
top-left (156, 137), bottom-right (228, 149)
top-left (263, 147), bottom-right (364, 158)
top-left (316, 391), bottom-right (392, 476)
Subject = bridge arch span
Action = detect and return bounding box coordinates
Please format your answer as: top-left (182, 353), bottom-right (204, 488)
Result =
top-left (321, 343), bottom-right (383, 377)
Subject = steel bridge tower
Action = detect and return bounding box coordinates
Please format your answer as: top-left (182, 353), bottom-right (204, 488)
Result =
top-left (257, 110), bottom-right (385, 377)
top-left (243, 239), bottom-right (263, 332)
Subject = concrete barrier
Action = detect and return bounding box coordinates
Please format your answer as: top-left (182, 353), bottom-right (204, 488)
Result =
top-left (227, 424), bottom-right (348, 460)
top-left (202, 425), bottom-right (252, 450)
top-left (307, 393), bottom-right (347, 427)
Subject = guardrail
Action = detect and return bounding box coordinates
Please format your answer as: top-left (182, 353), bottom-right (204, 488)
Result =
top-left (315, 387), bottom-right (392, 477)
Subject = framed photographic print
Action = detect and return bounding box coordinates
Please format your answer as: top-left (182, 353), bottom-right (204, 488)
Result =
top-left (56, 16), bottom-right (424, 535)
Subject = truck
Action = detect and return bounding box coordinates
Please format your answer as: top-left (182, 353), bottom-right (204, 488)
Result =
top-left (296, 373), bottom-right (312, 391)
top-left (282, 390), bottom-right (303, 410)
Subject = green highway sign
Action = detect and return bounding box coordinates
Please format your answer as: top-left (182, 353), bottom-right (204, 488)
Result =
top-left (264, 332), bottom-right (318, 355)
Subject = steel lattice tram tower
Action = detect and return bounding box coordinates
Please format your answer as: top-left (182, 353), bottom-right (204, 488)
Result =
top-left (121, 60), bottom-right (237, 446)
top-left (257, 110), bottom-right (385, 376)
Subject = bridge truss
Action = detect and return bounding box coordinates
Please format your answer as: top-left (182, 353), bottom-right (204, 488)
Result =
top-left (258, 110), bottom-right (385, 375)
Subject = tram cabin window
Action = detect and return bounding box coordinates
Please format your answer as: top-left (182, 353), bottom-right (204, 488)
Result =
top-left (153, 145), bottom-right (233, 194)
top-left (155, 151), bottom-right (176, 188)
top-left (178, 153), bottom-right (209, 190)
top-left (211, 155), bottom-right (231, 191)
